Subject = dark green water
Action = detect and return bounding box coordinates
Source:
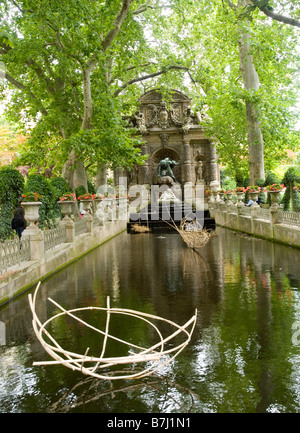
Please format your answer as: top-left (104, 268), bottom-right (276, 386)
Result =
top-left (0, 228), bottom-right (299, 413)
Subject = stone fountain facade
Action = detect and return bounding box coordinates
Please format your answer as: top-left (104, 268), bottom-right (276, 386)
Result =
top-left (116, 89), bottom-right (220, 193)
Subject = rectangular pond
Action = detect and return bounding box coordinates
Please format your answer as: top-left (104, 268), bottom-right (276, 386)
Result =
top-left (0, 228), bottom-right (299, 413)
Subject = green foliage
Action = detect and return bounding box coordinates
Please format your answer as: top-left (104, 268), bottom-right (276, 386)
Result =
top-left (0, 166), bottom-right (24, 241)
top-left (256, 178), bottom-right (266, 202)
top-left (281, 167), bottom-right (300, 211)
top-left (265, 172), bottom-right (280, 186)
top-left (0, 0), bottom-right (152, 177)
top-left (154, 0), bottom-right (300, 179)
top-left (24, 174), bottom-right (60, 228)
top-left (282, 167), bottom-right (300, 185)
top-left (264, 171), bottom-right (280, 205)
top-left (75, 185), bottom-right (87, 198)
top-left (0, 165), bottom-right (24, 203)
top-left (87, 180), bottom-right (96, 195)
top-left (0, 0), bottom-right (299, 183)
top-left (49, 177), bottom-right (71, 200)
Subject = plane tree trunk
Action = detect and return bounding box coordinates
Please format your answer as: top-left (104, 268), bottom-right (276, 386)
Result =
top-left (238, 0), bottom-right (265, 185)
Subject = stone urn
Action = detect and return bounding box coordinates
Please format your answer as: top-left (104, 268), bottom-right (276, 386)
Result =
top-left (213, 191), bottom-right (220, 202)
top-left (80, 199), bottom-right (93, 212)
top-left (93, 197), bottom-right (102, 211)
top-left (236, 192), bottom-right (245, 206)
top-left (219, 192), bottom-right (225, 202)
top-left (225, 192), bottom-right (234, 206)
top-left (22, 201), bottom-right (42, 227)
top-left (58, 200), bottom-right (73, 220)
top-left (269, 190), bottom-right (281, 208)
top-left (101, 198), bottom-right (114, 220)
top-left (207, 193), bottom-right (214, 205)
top-left (249, 192), bottom-right (260, 207)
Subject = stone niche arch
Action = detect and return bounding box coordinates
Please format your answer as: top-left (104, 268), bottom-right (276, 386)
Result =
top-left (150, 147), bottom-right (181, 184)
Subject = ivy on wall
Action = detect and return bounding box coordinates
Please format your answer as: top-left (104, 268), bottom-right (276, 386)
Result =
top-left (0, 166), bottom-right (24, 241)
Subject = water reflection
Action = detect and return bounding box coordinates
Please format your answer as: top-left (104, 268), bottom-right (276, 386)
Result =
top-left (0, 228), bottom-right (299, 413)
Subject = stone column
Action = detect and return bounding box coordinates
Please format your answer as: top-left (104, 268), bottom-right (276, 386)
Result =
top-left (183, 137), bottom-right (192, 185)
top-left (60, 217), bottom-right (75, 243)
top-left (209, 141), bottom-right (220, 190)
top-left (140, 143), bottom-right (149, 185)
top-left (22, 226), bottom-right (45, 261)
top-left (84, 213), bottom-right (93, 232)
top-left (270, 206), bottom-right (279, 226)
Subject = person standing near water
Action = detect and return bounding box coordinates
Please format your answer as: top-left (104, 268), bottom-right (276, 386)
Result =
top-left (11, 205), bottom-right (27, 241)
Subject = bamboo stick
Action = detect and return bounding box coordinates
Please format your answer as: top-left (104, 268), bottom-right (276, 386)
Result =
top-left (28, 282), bottom-right (197, 380)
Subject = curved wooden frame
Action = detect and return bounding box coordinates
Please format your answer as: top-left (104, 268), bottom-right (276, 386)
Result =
top-left (28, 282), bottom-right (197, 380)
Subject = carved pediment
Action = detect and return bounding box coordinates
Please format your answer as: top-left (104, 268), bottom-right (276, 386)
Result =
top-left (126, 90), bottom-right (200, 133)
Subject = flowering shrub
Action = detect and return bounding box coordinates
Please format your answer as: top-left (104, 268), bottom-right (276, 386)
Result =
top-left (247, 185), bottom-right (261, 193)
top-left (236, 187), bottom-right (245, 193)
top-left (59, 193), bottom-right (76, 202)
top-left (293, 184), bottom-right (300, 192)
top-left (78, 193), bottom-right (94, 200)
top-left (21, 192), bottom-right (43, 202)
top-left (266, 183), bottom-right (285, 192)
top-left (205, 190), bottom-right (212, 196)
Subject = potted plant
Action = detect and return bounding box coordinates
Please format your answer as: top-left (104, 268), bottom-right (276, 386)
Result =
top-left (58, 193), bottom-right (76, 219)
top-left (205, 190), bottom-right (214, 204)
top-left (246, 186), bottom-right (262, 207)
top-left (223, 189), bottom-right (234, 205)
top-left (21, 192), bottom-right (43, 226)
top-left (78, 193), bottom-right (95, 211)
top-left (218, 189), bottom-right (226, 202)
top-left (266, 183), bottom-right (284, 192)
top-left (266, 183), bottom-right (284, 207)
top-left (77, 193), bottom-right (94, 201)
top-left (235, 187), bottom-right (245, 206)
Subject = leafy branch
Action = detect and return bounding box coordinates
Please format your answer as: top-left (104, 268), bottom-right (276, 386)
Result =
top-left (250, 0), bottom-right (300, 27)
top-left (114, 65), bottom-right (193, 96)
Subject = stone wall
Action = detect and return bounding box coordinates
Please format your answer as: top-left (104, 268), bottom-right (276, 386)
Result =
top-left (209, 200), bottom-right (300, 249)
top-left (0, 219), bottom-right (126, 306)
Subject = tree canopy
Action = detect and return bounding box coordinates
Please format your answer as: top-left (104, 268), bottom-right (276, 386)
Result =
top-left (0, 0), bottom-right (299, 187)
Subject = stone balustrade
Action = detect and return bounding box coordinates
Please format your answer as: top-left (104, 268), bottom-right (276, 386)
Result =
top-left (0, 198), bottom-right (128, 306)
top-left (209, 199), bottom-right (300, 248)
top-left (0, 238), bottom-right (31, 275)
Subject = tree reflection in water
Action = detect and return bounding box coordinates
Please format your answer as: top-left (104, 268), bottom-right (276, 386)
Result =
top-left (46, 371), bottom-right (202, 413)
